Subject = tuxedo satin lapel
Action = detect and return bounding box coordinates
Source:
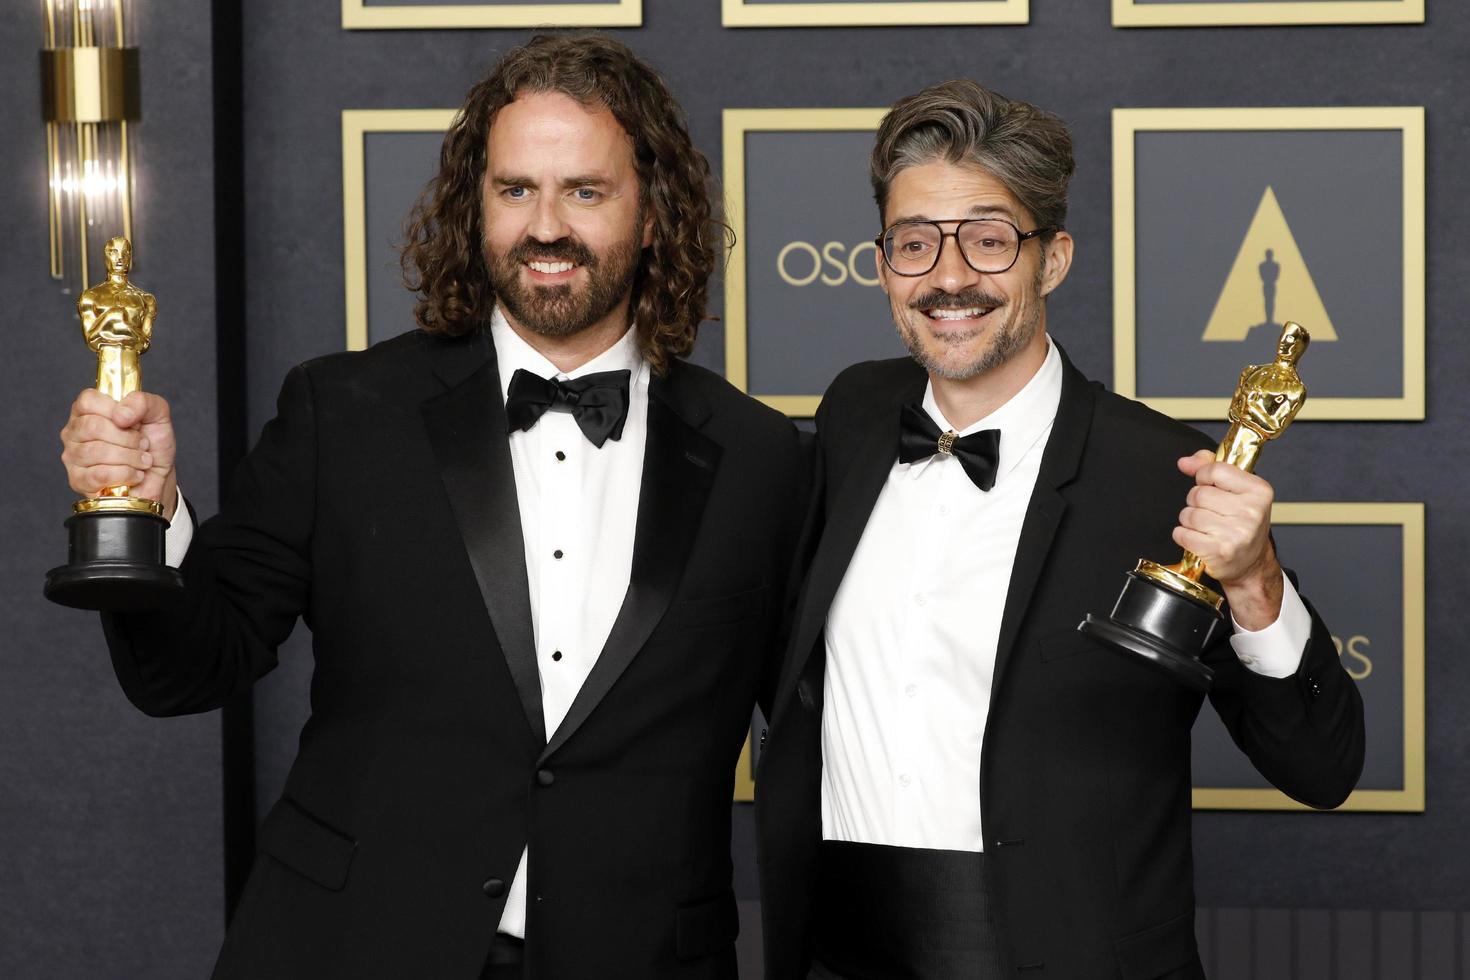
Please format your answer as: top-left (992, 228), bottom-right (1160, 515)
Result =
top-left (772, 403), bottom-right (906, 726)
top-left (422, 338), bottom-right (546, 745)
top-left (539, 369), bottom-right (719, 763)
top-left (987, 348), bottom-right (1094, 705)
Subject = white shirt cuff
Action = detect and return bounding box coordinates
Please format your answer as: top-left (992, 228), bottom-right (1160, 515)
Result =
top-left (1228, 569), bottom-right (1310, 679)
top-left (164, 487), bottom-right (194, 568)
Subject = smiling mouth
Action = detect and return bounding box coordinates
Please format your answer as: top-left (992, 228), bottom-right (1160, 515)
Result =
top-left (925, 305), bottom-right (994, 321)
top-left (526, 259), bottom-right (579, 275)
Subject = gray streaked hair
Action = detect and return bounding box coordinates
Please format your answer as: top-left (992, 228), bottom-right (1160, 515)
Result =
top-left (870, 79), bottom-right (1074, 237)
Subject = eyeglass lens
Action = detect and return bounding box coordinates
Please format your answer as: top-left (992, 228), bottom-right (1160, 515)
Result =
top-left (883, 219), bottom-right (1020, 275)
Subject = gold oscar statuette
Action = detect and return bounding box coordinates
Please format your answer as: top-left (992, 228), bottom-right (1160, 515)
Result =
top-left (1077, 322), bottom-right (1310, 691)
top-left (45, 237), bottom-right (184, 610)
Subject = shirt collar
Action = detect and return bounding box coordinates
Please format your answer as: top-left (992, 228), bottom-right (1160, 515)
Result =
top-left (915, 337), bottom-right (1063, 485)
top-left (490, 304), bottom-right (645, 402)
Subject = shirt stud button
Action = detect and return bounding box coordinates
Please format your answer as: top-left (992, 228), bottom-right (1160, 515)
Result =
top-left (553, 549), bottom-right (564, 559)
top-left (898, 774), bottom-right (912, 787)
top-left (905, 684), bottom-right (918, 698)
top-left (555, 450), bottom-right (566, 461)
top-left (552, 651), bottom-right (562, 662)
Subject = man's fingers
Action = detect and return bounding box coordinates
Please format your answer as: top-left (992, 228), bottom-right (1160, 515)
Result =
top-left (1185, 484), bottom-right (1250, 517)
top-left (73, 465), bottom-right (148, 494)
top-left (1177, 505), bottom-right (1233, 536)
top-left (67, 412), bottom-right (147, 449)
top-left (70, 440), bottom-right (152, 470)
top-left (71, 387), bottom-right (119, 419)
top-left (1192, 459), bottom-right (1273, 496)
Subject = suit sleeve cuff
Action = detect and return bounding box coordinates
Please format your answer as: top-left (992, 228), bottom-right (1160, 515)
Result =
top-left (1228, 569), bottom-right (1310, 679)
top-left (164, 487), bottom-right (194, 568)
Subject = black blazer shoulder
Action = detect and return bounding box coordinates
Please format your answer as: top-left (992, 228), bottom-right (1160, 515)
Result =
top-left (663, 356), bottom-right (802, 448)
top-left (1085, 378), bottom-right (1214, 462)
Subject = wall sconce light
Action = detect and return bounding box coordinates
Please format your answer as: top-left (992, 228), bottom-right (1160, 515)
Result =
top-left (42, 0), bottom-right (139, 290)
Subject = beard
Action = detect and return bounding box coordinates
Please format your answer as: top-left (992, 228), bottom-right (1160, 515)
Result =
top-left (484, 224), bottom-right (644, 339)
top-left (894, 262), bottom-right (1045, 381)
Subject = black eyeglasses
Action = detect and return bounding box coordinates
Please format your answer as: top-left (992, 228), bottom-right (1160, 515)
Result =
top-left (876, 218), bottom-right (1056, 277)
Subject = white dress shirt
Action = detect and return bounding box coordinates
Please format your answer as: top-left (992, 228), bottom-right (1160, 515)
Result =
top-left (819, 339), bottom-right (1310, 853)
top-left (490, 307), bottom-right (649, 936)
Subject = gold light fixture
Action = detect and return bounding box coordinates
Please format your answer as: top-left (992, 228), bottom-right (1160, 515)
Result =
top-left (42, 0), bottom-right (139, 290)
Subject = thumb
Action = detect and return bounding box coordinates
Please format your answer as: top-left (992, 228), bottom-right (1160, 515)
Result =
top-left (114, 390), bottom-right (171, 429)
top-left (1176, 449), bottom-right (1214, 478)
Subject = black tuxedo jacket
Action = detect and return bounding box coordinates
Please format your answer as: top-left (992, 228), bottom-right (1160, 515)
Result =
top-left (102, 328), bottom-right (806, 979)
top-left (756, 351), bottom-right (1364, 980)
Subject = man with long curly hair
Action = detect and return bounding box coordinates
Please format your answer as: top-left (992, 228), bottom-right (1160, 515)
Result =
top-left (60, 34), bottom-right (805, 979)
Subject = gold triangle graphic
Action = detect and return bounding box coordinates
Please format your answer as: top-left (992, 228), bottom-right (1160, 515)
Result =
top-left (1202, 186), bottom-right (1337, 342)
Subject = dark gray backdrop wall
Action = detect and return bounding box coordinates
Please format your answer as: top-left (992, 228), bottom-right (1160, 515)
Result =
top-left (242, 0), bottom-right (1470, 905)
top-left (0, 5), bottom-right (224, 980)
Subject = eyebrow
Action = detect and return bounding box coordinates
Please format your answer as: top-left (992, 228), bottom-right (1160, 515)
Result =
top-left (490, 173), bottom-right (616, 189)
top-left (886, 204), bottom-right (1021, 226)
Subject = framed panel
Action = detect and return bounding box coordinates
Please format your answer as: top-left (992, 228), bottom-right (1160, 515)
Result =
top-left (342, 109), bottom-right (457, 351)
top-left (343, 0), bottom-right (641, 30)
top-left (734, 731), bottom-right (756, 803)
top-left (724, 108), bottom-right (904, 417)
top-left (1113, 107), bottom-right (1424, 421)
top-left (1113, 0), bottom-right (1422, 27)
top-left (1191, 502), bottom-right (1425, 812)
top-left (723, 0), bottom-right (1026, 25)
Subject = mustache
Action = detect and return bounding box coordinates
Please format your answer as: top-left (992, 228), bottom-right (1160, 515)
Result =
top-left (507, 237), bottom-right (597, 267)
top-left (909, 289), bottom-right (1005, 311)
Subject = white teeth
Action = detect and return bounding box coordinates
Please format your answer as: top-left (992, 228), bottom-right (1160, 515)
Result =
top-left (928, 307), bottom-right (988, 320)
top-left (528, 260), bottom-right (576, 274)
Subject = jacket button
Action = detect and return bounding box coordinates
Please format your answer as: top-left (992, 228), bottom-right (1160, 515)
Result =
top-left (482, 878), bottom-right (506, 898)
top-left (537, 769), bottom-right (555, 787)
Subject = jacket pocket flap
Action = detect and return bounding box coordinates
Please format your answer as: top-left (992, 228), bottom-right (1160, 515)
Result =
top-left (1114, 909), bottom-right (1198, 979)
top-left (1038, 629), bottom-right (1103, 662)
top-left (668, 586), bottom-right (768, 628)
top-left (675, 890), bottom-right (739, 960)
top-left (260, 797), bottom-right (358, 892)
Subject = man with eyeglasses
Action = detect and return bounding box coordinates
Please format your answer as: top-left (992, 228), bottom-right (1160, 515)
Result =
top-left (757, 80), bottom-right (1364, 980)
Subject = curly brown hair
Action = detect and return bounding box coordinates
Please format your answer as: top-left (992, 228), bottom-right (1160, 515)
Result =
top-left (400, 34), bottom-right (728, 375)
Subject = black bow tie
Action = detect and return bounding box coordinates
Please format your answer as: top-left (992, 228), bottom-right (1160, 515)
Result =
top-left (504, 368), bottom-right (632, 448)
top-left (897, 402), bottom-right (1001, 491)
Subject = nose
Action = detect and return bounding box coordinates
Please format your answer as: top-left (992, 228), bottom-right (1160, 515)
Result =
top-left (526, 193), bottom-right (571, 244)
top-left (929, 235), bottom-right (982, 293)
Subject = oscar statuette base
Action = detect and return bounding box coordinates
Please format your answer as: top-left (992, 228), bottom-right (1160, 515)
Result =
top-left (1078, 563), bottom-right (1224, 693)
top-left (44, 497), bottom-right (184, 611)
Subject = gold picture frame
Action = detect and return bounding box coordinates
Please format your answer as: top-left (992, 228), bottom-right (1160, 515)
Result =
top-left (722, 107), bottom-right (887, 418)
top-left (341, 109), bottom-right (457, 352)
top-left (1192, 502), bottom-right (1425, 812)
top-left (1113, 0), bottom-right (1422, 27)
top-left (1113, 106), bottom-right (1425, 421)
top-left (723, 0), bottom-right (1026, 26)
top-left (343, 0), bottom-right (641, 29)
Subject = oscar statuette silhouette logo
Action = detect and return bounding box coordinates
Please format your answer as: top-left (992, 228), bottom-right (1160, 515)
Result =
top-left (1079, 321), bottom-right (1310, 690)
top-left (1202, 187), bottom-right (1336, 343)
top-left (44, 237), bottom-right (185, 610)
